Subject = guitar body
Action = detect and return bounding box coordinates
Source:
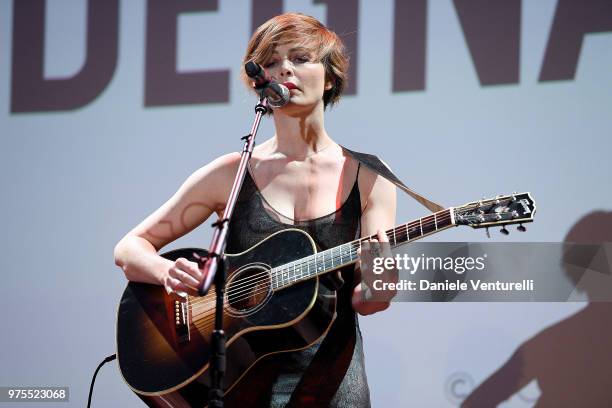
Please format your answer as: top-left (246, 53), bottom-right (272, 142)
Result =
top-left (116, 229), bottom-right (337, 407)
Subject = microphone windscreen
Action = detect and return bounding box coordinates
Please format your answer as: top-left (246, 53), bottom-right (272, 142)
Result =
top-left (267, 83), bottom-right (290, 108)
top-left (245, 61), bottom-right (263, 79)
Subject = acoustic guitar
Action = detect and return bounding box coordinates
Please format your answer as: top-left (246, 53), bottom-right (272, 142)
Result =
top-left (116, 193), bottom-right (536, 407)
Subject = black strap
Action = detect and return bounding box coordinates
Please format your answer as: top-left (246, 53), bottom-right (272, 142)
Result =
top-left (341, 145), bottom-right (444, 213)
top-left (286, 307), bottom-right (357, 408)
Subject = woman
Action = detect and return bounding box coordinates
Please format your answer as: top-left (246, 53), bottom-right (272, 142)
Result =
top-left (115, 13), bottom-right (396, 407)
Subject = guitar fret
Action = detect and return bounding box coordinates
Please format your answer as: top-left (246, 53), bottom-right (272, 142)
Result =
top-left (422, 215), bottom-right (436, 235)
top-left (342, 244), bottom-right (352, 263)
top-left (322, 250), bottom-right (327, 271)
top-left (396, 224), bottom-right (408, 243)
top-left (408, 220), bottom-right (420, 240)
top-left (437, 210), bottom-right (452, 229)
top-left (293, 260), bottom-right (303, 280)
top-left (317, 252), bottom-right (325, 272)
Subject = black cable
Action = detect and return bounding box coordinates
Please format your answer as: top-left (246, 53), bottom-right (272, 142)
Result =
top-left (87, 353), bottom-right (116, 408)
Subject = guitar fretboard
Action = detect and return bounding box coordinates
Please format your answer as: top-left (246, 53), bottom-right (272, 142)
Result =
top-left (270, 208), bottom-right (455, 290)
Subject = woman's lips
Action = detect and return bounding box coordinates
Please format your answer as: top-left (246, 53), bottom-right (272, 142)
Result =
top-left (282, 82), bottom-right (298, 90)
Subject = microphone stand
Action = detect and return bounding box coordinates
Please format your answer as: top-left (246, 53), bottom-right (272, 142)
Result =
top-left (197, 96), bottom-right (268, 408)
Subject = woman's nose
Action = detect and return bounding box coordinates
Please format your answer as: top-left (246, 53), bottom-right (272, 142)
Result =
top-left (278, 58), bottom-right (294, 77)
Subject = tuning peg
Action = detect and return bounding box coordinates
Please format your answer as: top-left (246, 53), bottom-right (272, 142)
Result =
top-left (486, 227), bottom-right (491, 239)
top-left (500, 226), bottom-right (510, 235)
top-left (517, 223), bottom-right (526, 232)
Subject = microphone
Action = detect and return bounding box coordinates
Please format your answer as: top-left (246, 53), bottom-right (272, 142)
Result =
top-left (244, 61), bottom-right (290, 108)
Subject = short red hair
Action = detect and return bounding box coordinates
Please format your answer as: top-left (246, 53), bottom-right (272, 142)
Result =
top-left (241, 13), bottom-right (349, 109)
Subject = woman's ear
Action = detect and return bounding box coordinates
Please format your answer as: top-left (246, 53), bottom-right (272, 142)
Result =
top-left (324, 80), bottom-right (333, 91)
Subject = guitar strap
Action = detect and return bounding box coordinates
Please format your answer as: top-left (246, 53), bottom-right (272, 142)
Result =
top-left (285, 146), bottom-right (444, 407)
top-left (340, 145), bottom-right (444, 213)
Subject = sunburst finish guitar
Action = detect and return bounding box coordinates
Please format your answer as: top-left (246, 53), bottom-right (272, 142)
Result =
top-left (117, 193), bottom-right (536, 407)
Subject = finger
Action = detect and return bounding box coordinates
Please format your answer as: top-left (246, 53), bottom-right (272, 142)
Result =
top-left (175, 258), bottom-right (203, 281)
top-left (376, 229), bottom-right (389, 243)
top-left (169, 266), bottom-right (201, 288)
top-left (168, 277), bottom-right (198, 296)
top-left (175, 257), bottom-right (190, 267)
top-left (376, 230), bottom-right (394, 259)
top-left (168, 276), bottom-right (188, 292)
top-left (366, 237), bottom-right (381, 258)
top-left (355, 247), bottom-right (362, 268)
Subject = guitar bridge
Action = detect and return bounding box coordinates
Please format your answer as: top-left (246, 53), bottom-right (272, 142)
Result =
top-left (172, 295), bottom-right (190, 343)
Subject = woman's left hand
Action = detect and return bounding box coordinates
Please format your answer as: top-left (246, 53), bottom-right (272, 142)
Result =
top-left (352, 229), bottom-right (398, 315)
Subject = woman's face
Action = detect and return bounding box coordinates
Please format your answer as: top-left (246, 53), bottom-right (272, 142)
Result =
top-left (263, 43), bottom-right (332, 114)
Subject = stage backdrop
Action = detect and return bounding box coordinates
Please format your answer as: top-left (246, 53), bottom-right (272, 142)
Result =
top-left (1, 0), bottom-right (611, 406)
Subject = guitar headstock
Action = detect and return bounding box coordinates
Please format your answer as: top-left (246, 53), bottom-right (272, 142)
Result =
top-left (454, 192), bottom-right (536, 230)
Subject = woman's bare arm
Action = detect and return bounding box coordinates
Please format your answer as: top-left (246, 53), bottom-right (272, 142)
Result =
top-left (114, 153), bottom-right (240, 293)
top-left (352, 166), bottom-right (397, 315)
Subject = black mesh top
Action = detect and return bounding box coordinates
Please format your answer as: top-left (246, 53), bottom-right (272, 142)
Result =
top-left (224, 163), bottom-right (371, 408)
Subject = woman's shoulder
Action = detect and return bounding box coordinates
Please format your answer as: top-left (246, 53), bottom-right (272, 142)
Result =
top-left (356, 156), bottom-right (397, 212)
top-left (181, 152), bottom-right (243, 210)
top-left (356, 158), bottom-right (395, 191)
top-left (191, 152), bottom-right (242, 181)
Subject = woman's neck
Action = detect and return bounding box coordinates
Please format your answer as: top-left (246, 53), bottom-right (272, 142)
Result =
top-left (270, 105), bottom-right (334, 159)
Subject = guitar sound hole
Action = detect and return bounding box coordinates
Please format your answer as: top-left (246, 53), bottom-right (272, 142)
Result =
top-left (226, 265), bottom-right (272, 316)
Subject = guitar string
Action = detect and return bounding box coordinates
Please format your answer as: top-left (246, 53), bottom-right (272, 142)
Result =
top-left (190, 222), bottom-right (448, 331)
top-left (188, 212), bottom-right (452, 309)
top-left (190, 226), bottom-right (438, 331)
top-left (188, 210), bottom-right (453, 308)
top-left (191, 206), bottom-right (517, 331)
top-left (191, 205), bottom-right (523, 329)
top-left (192, 212), bottom-right (524, 330)
top-left (188, 213), bottom-right (454, 326)
top-left (190, 246), bottom-right (364, 331)
top-left (188, 212), bottom-right (454, 315)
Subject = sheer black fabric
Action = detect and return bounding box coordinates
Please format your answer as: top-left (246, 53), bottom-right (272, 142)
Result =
top-left (224, 165), bottom-right (371, 408)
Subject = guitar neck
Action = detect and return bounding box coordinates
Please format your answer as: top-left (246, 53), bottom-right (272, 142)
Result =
top-left (271, 208), bottom-right (455, 290)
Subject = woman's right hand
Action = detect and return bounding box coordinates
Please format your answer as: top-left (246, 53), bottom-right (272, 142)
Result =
top-left (163, 257), bottom-right (205, 296)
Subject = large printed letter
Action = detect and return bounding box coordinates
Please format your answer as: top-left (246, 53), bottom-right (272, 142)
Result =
top-left (145, 0), bottom-right (229, 106)
top-left (251, 0), bottom-right (283, 34)
top-left (539, 0), bottom-right (612, 81)
top-left (11, 0), bottom-right (118, 112)
top-left (392, 0), bottom-right (427, 92)
top-left (453, 0), bottom-right (521, 85)
top-left (314, 0), bottom-right (359, 95)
